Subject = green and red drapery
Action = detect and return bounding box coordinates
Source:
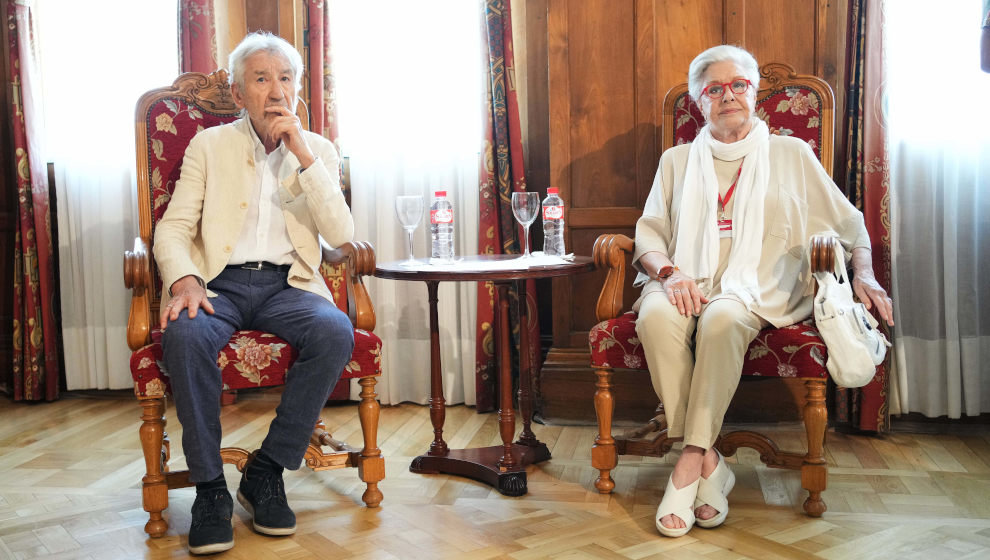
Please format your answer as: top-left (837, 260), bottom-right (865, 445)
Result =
top-left (7, 1), bottom-right (60, 401)
top-left (179, 0), bottom-right (217, 73)
top-left (475, 0), bottom-right (539, 411)
top-left (838, 0), bottom-right (891, 432)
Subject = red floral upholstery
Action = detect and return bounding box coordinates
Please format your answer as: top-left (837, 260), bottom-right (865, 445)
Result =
top-left (671, 86), bottom-right (825, 159)
top-left (589, 312), bottom-right (826, 379)
top-left (131, 328), bottom-right (382, 399)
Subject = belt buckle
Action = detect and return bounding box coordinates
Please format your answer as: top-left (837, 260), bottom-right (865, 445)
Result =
top-left (243, 261), bottom-right (264, 271)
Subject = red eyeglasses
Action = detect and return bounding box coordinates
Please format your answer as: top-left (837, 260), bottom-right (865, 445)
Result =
top-left (702, 79), bottom-right (752, 99)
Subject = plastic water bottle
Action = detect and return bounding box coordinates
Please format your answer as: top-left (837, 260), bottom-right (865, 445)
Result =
top-left (430, 190), bottom-right (455, 262)
top-left (542, 187), bottom-right (565, 256)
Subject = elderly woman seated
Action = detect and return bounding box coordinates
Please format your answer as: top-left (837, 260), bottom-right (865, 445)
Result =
top-left (632, 45), bottom-right (895, 537)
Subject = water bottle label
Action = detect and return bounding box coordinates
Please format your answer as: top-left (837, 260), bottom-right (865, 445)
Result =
top-left (543, 205), bottom-right (564, 220)
top-left (431, 209), bottom-right (453, 224)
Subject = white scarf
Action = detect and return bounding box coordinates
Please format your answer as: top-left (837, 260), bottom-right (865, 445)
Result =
top-left (674, 118), bottom-right (770, 308)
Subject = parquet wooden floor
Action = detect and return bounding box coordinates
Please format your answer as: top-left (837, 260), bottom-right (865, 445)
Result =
top-left (1, 391), bottom-right (989, 559)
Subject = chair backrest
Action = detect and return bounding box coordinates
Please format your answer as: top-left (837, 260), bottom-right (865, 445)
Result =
top-left (661, 62), bottom-right (834, 173)
top-left (133, 70), bottom-right (350, 315)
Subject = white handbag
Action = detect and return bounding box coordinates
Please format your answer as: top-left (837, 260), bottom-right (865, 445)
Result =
top-left (812, 242), bottom-right (891, 388)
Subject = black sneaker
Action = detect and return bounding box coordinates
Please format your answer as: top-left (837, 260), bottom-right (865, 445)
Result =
top-left (188, 488), bottom-right (234, 555)
top-left (237, 466), bottom-right (296, 535)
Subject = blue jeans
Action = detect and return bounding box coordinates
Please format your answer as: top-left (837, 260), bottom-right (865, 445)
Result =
top-left (161, 267), bottom-right (354, 483)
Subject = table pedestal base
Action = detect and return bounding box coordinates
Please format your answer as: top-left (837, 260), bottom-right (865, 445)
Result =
top-left (409, 442), bottom-right (551, 496)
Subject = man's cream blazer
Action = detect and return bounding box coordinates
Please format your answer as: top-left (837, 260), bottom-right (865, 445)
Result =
top-left (154, 118), bottom-right (354, 306)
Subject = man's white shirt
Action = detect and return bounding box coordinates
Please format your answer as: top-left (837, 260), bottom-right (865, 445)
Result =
top-left (229, 123), bottom-right (296, 266)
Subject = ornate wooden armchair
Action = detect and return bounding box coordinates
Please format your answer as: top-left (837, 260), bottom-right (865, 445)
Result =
top-left (589, 63), bottom-right (861, 517)
top-left (124, 70), bottom-right (384, 538)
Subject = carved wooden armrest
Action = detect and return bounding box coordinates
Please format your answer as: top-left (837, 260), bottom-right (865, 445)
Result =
top-left (124, 236), bottom-right (153, 351)
top-left (809, 234), bottom-right (837, 275)
top-left (322, 241), bottom-right (377, 331)
top-left (592, 234), bottom-right (635, 323)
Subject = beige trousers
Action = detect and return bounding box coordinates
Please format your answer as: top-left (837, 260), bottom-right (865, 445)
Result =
top-left (635, 293), bottom-right (768, 449)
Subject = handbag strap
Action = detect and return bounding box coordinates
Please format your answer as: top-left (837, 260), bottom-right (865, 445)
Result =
top-left (831, 240), bottom-right (851, 285)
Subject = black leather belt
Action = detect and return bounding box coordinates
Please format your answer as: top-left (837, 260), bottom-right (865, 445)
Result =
top-left (227, 261), bottom-right (291, 273)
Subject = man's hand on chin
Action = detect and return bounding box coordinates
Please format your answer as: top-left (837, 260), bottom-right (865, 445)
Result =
top-left (161, 275), bottom-right (214, 329)
top-left (264, 105), bottom-right (316, 168)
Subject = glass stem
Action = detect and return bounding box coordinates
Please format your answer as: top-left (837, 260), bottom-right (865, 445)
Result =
top-left (406, 229), bottom-right (415, 261)
top-left (523, 227), bottom-right (531, 257)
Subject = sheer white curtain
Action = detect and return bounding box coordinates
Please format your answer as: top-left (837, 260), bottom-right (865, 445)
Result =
top-left (888, 0), bottom-right (990, 417)
top-left (35, 0), bottom-right (178, 389)
top-left (331, 1), bottom-right (483, 405)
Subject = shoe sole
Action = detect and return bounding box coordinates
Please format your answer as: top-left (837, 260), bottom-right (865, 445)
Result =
top-left (189, 539), bottom-right (234, 555)
top-left (237, 490), bottom-right (297, 536)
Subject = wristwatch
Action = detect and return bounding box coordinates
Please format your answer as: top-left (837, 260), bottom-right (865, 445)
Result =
top-left (655, 265), bottom-right (678, 282)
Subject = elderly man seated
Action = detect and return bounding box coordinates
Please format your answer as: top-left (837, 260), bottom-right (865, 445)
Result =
top-left (155, 31), bottom-right (354, 555)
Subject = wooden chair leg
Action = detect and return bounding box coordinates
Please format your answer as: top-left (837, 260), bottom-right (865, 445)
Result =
top-left (801, 379), bottom-right (827, 517)
top-left (139, 397), bottom-right (169, 537)
top-left (592, 367), bottom-right (618, 493)
top-left (357, 377), bottom-right (384, 507)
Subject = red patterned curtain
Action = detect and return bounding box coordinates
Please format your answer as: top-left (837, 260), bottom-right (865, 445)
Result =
top-left (7, 2), bottom-right (60, 401)
top-left (179, 0), bottom-right (217, 73)
top-left (307, 0), bottom-right (338, 143)
top-left (307, 0), bottom-right (350, 401)
top-left (475, 0), bottom-right (539, 412)
top-left (837, 0), bottom-right (890, 432)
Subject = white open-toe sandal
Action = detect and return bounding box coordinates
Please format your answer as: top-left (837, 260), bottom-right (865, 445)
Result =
top-left (656, 476), bottom-right (700, 537)
top-left (694, 450), bottom-right (736, 528)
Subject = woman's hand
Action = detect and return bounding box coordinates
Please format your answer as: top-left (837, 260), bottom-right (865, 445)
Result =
top-left (850, 247), bottom-right (893, 326)
top-left (664, 270), bottom-right (709, 317)
top-left (852, 272), bottom-right (894, 326)
top-left (160, 275), bottom-right (214, 329)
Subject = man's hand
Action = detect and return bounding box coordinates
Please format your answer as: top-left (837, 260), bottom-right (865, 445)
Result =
top-left (265, 105), bottom-right (316, 169)
top-left (161, 275), bottom-right (214, 329)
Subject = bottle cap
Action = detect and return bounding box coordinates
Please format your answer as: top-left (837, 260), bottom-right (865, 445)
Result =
top-left (435, 190), bottom-right (447, 197)
top-left (547, 187), bottom-right (559, 195)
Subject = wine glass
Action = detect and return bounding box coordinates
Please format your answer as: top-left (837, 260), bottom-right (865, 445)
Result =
top-left (511, 191), bottom-right (541, 258)
top-left (395, 195), bottom-right (425, 265)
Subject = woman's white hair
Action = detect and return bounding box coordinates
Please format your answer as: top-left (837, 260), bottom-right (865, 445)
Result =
top-left (228, 31), bottom-right (304, 93)
top-left (687, 45), bottom-right (760, 101)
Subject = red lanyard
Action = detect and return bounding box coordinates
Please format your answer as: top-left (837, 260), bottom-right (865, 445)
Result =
top-left (717, 164), bottom-right (743, 220)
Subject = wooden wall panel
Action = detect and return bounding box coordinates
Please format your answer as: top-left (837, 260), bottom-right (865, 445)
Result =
top-left (655, 0), bottom-right (724, 100)
top-left (537, 0), bottom-right (845, 423)
top-left (725, 0), bottom-right (821, 75)
top-left (548, 0), bottom-right (658, 354)
top-left (566, 1), bottom-right (638, 210)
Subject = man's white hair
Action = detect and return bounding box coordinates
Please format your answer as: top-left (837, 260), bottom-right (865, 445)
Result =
top-left (228, 31), bottom-right (304, 93)
top-left (687, 45), bottom-right (760, 101)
